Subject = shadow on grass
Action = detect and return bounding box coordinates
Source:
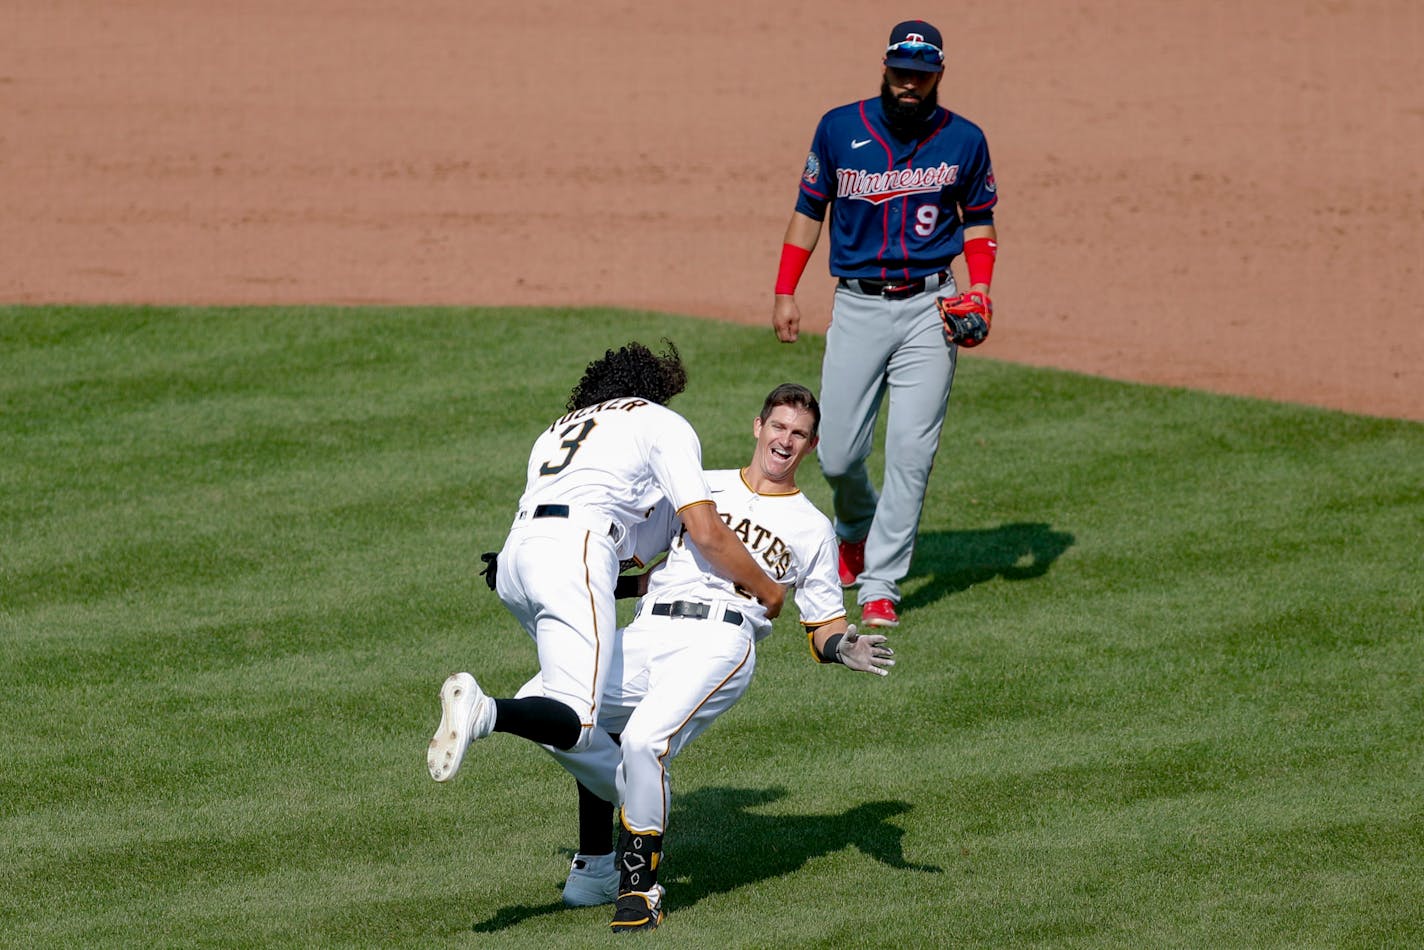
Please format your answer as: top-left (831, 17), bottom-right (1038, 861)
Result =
top-left (667, 786), bottom-right (941, 909)
top-left (471, 785), bottom-right (937, 932)
top-left (902, 522), bottom-right (1074, 611)
top-left (470, 898), bottom-right (569, 934)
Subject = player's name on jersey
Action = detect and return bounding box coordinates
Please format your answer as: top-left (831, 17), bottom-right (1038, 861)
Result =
top-left (547, 398), bottom-right (650, 430)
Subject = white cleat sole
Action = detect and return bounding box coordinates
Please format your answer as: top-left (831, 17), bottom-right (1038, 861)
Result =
top-left (427, 672), bottom-right (484, 782)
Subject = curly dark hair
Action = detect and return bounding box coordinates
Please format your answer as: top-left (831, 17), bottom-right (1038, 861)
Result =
top-left (565, 339), bottom-right (688, 411)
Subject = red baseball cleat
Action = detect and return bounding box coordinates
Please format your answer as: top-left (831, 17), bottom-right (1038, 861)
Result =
top-left (861, 599), bottom-right (899, 628)
top-left (838, 539), bottom-right (865, 587)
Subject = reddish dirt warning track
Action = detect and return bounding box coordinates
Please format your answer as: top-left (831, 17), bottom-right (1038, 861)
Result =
top-left (2, 1), bottom-right (1420, 420)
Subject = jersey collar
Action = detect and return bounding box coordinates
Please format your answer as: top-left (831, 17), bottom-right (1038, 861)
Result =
top-left (739, 467), bottom-right (802, 497)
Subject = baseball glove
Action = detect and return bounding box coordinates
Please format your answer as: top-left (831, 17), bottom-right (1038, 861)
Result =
top-left (478, 551), bottom-right (498, 591)
top-left (835, 624), bottom-right (896, 677)
top-left (936, 291), bottom-right (992, 348)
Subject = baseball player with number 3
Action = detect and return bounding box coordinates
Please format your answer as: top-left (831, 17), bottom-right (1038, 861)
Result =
top-left (535, 383), bottom-right (895, 932)
top-left (426, 341), bottom-right (784, 792)
top-left (772, 19), bottom-right (1000, 629)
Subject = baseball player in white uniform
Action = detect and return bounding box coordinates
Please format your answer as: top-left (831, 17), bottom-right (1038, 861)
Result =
top-left (426, 341), bottom-right (784, 787)
top-left (538, 383), bottom-right (896, 932)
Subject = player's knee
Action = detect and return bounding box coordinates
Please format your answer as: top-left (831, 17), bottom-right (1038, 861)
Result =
top-left (618, 731), bottom-right (659, 766)
top-left (817, 448), bottom-right (861, 480)
top-left (567, 726), bottom-right (600, 754)
top-left (513, 674), bottom-right (544, 700)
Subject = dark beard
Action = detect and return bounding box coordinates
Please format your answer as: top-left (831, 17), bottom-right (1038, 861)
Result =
top-left (880, 79), bottom-right (938, 137)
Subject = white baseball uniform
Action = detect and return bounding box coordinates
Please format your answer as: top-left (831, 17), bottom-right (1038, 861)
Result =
top-left (541, 467), bottom-right (846, 826)
top-left (496, 397), bottom-right (713, 753)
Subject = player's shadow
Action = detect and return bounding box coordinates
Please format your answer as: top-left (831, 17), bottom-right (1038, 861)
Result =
top-left (901, 522), bottom-right (1074, 611)
top-left (662, 786), bottom-right (940, 909)
top-left (469, 786), bottom-right (938, 932)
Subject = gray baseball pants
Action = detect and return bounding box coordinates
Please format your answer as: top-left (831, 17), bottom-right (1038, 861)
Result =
top-left (817, 279), bottom-right (958, 605)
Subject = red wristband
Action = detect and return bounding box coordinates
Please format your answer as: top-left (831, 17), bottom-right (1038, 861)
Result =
top-left (963, 237), bottom-right (997, 289)
top-left (775, 243), bottom-right (812, 295)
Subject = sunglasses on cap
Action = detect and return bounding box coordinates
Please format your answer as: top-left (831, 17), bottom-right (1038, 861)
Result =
top-left (884, 40), bottom-right (944, 68)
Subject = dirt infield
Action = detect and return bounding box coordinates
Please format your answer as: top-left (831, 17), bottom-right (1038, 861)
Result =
top-left (3, 2), bottom-right (1420, 419)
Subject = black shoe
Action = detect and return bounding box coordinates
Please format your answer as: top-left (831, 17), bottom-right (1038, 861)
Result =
top-left (610, 886), bottom-right (665, 933)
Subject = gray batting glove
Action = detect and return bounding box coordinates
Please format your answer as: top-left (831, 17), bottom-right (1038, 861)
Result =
top-left (836, 624), bottom-right (895, 676)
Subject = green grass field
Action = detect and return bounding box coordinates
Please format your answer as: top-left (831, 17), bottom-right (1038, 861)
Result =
top-left (3, 305), bottom-right (1421, 948)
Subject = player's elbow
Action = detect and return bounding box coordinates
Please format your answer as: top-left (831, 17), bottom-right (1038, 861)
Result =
top-left (679, 503), bottom-right (724, 546)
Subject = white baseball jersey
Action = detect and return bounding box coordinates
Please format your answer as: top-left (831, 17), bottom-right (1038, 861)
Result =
top-left (517, 398), bottom-right (713, 546)
top-left (640, 468), bottom-right (845, 640)
top-left (497, 397), bottom-right (712, 753)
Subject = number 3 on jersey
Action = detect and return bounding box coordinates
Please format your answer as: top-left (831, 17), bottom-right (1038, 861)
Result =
top-left (539, 419), bottom-right (597, 475)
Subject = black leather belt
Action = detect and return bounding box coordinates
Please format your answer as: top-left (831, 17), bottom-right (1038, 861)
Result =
top-left (838, 271), bottom-right (947, 299)
top-left (650, 601), bottom-right (744, 626)
top-left (532, 504), bottom-right (617, 538)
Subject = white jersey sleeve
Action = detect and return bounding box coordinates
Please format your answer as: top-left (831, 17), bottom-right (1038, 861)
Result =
top-left (790, 522), bottom-right (844, 627)
top-left (642, 411), bottom-right (713, 514)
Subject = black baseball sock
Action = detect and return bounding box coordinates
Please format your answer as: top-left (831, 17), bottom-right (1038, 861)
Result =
top-left (491, 696), bottom-right (581, 749)
top-left (577, 780), bottom-right (617, 856)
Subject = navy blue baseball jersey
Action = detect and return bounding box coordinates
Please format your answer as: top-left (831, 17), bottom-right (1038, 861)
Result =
top-left (794, 97), bottom-right (997, 281)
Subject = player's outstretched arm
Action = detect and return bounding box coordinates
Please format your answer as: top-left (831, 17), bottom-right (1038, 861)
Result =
top-left (680, 502), bottom-right (786, 619)
top-left (810, 621), bottom-right (895, 676)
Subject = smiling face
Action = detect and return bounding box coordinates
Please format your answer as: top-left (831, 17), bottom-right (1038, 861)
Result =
top-left (749, 404), bottom-right (819, 489)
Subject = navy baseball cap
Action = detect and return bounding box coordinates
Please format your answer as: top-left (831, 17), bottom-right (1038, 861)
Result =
top-left (884, 19), bottom-right (945, 73)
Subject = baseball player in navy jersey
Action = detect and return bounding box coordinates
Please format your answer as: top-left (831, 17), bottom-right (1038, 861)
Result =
top-left (771, 19), bottom-right (1000, 629)
top-left (426, 341), bottom-right (784, 789)
top-left (534, 384), bottom-right (896, 932)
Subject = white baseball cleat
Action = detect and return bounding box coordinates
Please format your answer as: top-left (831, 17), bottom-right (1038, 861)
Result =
top-left (562, 852), bottom-right (619, 907)
top-left (427, 672), bottom-right (496, 782)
